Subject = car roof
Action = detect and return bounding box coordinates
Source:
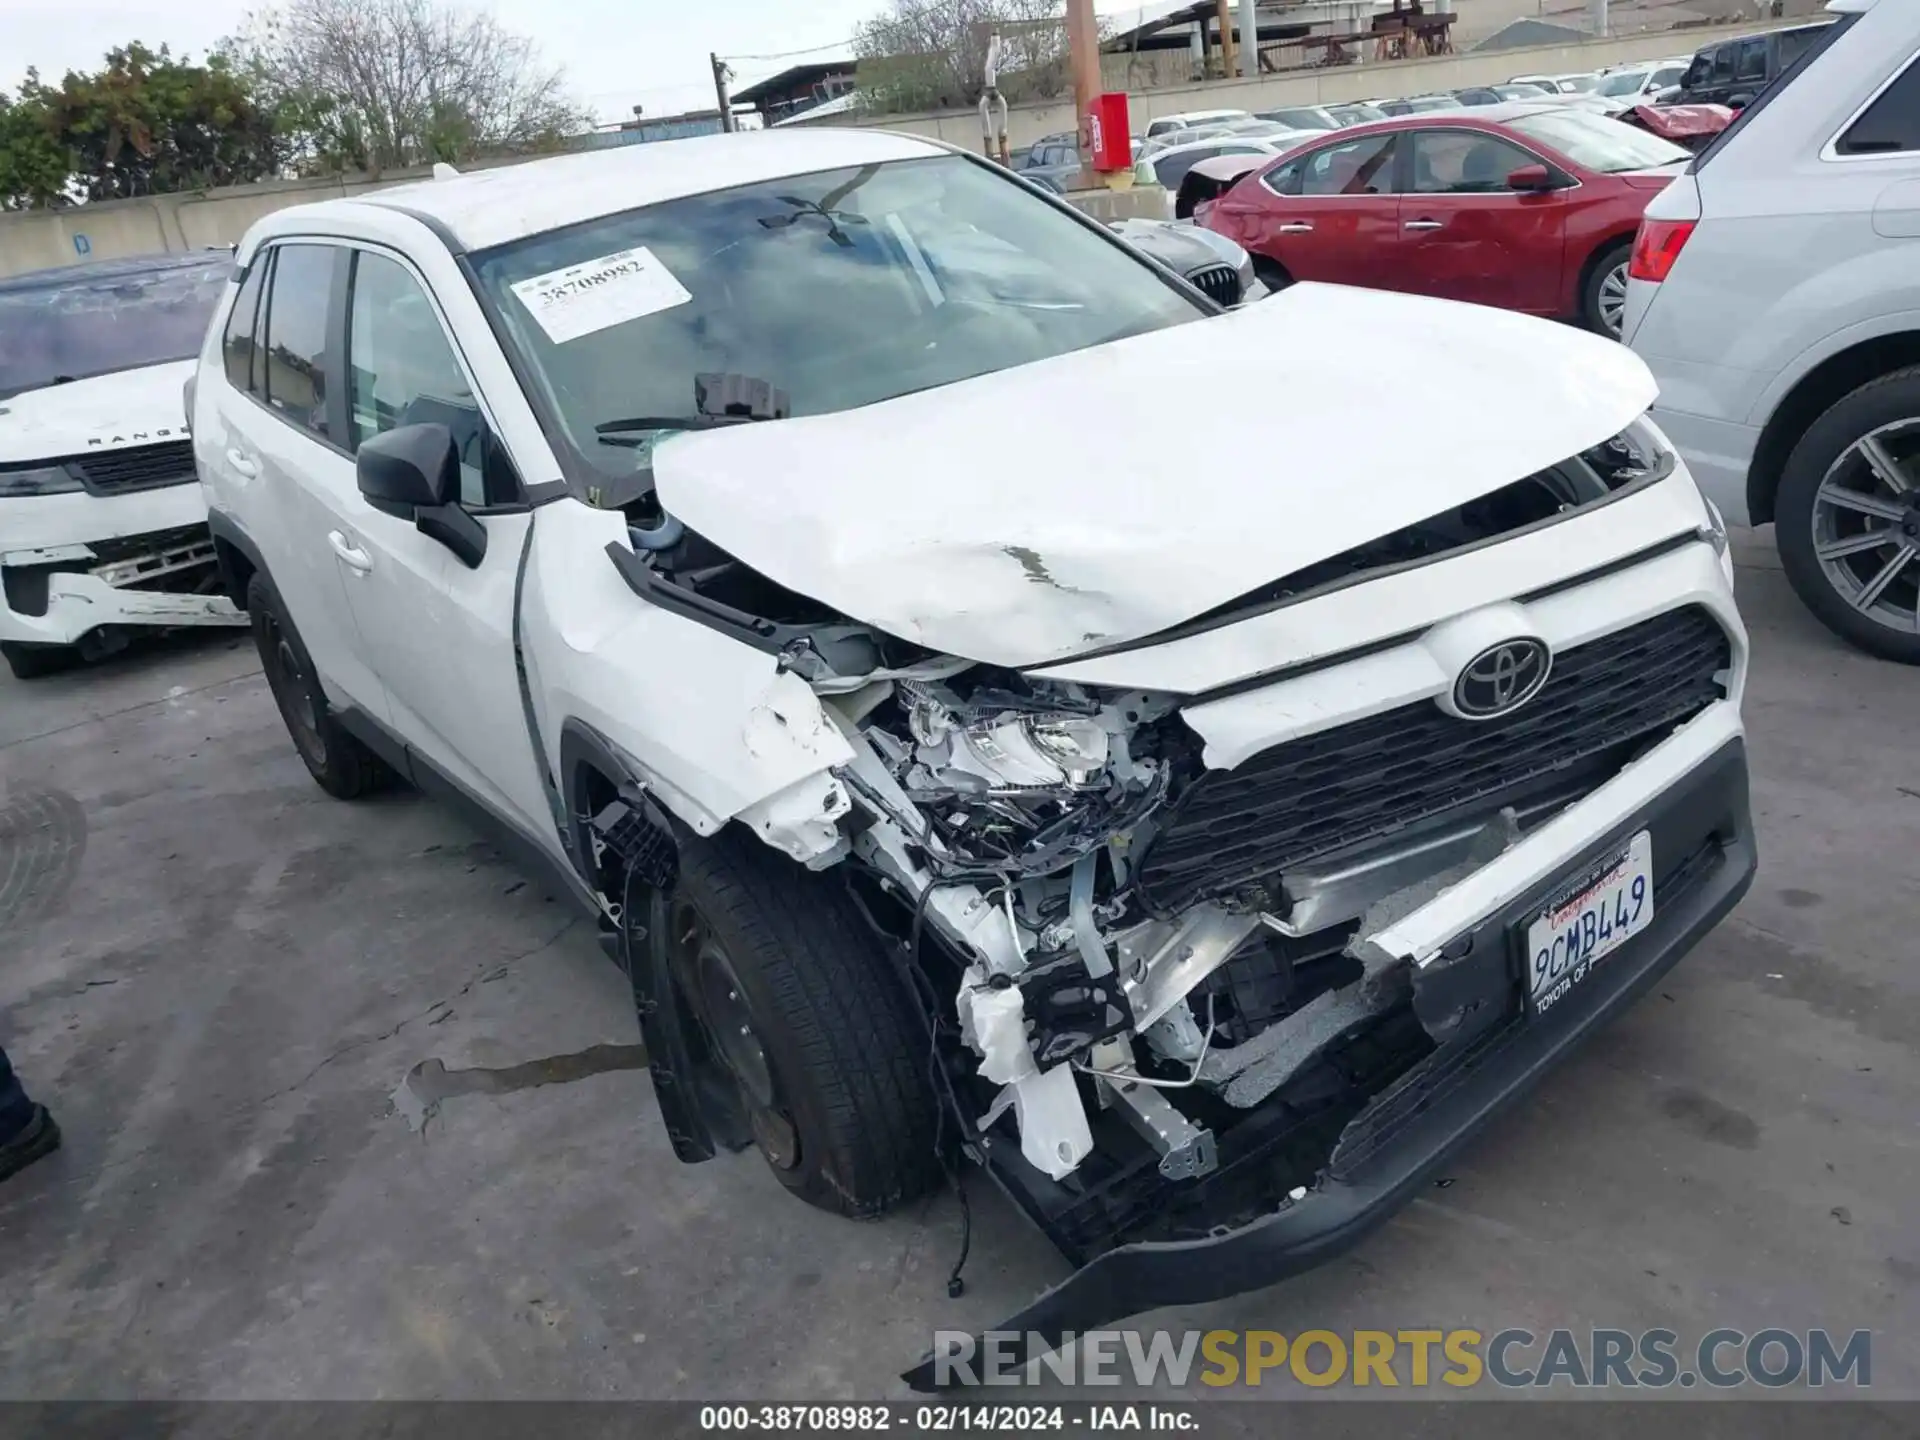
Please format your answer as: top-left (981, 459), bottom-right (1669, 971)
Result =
top-left (272, 128), bottom-right (949, 255)
top-left (0, 249), bottom-right (229, 293)
top-left (1150, 135), bottom-right (1283, 159)
top-left (1309, 102), bottom-right (1586, 141)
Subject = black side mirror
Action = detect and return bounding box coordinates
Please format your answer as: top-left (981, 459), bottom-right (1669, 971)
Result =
top-left (357, 423), bottom-right (457, 511)
top-left (354, 422), bottom-right (488, 569)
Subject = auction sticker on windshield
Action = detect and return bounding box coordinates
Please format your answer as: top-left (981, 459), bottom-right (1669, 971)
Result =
top-left (1525, 830), bottom-right (1653, 1016)
top-left (510, 246), bottom-right (692, 344)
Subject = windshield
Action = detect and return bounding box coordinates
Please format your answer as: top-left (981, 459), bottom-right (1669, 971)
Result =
top-left (1509, 109), bottom-right (1689, 171)
top-left (1260, 107), bottom-right (1336, 129)
top-left (0, 258), bottom-right (229, 400)
top-left (1559, 75), bottom-right (1598, 92)
top-left (1597, 69), bottom-right (1651, 97)
top-left (472, 155), bottom-right (1206, 487)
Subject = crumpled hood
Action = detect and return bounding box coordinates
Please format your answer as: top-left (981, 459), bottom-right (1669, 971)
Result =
top-left (0, 360), bottom-right (195, 465)
top-left (655, 283), bottom-right (1657, 668)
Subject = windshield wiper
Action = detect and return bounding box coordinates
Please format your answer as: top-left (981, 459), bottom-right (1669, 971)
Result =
top-left (595, 372), bottom-right (790, 447)
top-left (596, 414), bottom-right (764, 445)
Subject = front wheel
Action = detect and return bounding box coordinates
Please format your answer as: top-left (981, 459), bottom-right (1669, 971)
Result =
top-left (1774, 367), bottom-right (1920, 664)
top-left (1581, 240), bottom-right (1632, 339)
top-left (659, 829), bottom-right (941, 1217)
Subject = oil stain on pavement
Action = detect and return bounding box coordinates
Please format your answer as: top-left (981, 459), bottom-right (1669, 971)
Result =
top-left (392, 1043), bottom-right (651, 1134)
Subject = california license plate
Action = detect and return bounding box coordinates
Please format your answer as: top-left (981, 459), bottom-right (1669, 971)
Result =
top-left (1524, 831), bottom-right (1654, 1016)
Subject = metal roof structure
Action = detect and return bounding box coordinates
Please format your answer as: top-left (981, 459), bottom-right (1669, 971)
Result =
top-left (772, 91), bottom-right (864, 126)
top-left (730, 59), bottom-right (858, 108)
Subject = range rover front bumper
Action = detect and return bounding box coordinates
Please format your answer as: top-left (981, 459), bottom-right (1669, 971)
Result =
top-left (904, 719), bottom-right (1754, 1391)
top-left (0, 487), bottom-right (243, 651)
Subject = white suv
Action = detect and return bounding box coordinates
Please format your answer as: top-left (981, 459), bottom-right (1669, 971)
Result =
top-left (1625, 0), bottom-right (1920, 661)
top-left (0, 253), bottom-right (246, 678)
top-left (193, 128), bottom-right (1755, 1377)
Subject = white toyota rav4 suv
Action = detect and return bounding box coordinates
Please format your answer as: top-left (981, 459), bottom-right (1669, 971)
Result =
top-left (1, 252), bottom-right (247, 678)
top-left (193, 129), bottom-right (1755, 1380)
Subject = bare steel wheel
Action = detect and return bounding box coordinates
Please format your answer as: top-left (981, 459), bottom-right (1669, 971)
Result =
top-left (1776, 369), bottom-right (1920, 664)
top-left (672, 897), bottom-right (800, 1172)
top-left (246, 572), bottom-right (401, 796)
top-left (657, 828), bottom-right (940, 1217)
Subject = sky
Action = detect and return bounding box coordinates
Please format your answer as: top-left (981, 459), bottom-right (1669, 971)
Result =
top-left (0, 0), bottom-right (882, 125)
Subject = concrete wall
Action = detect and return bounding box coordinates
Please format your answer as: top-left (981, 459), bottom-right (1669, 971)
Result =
top-left (0, 18), bottom-right (1794, 278)
top-left (0, 162), bottom-right (506, 279)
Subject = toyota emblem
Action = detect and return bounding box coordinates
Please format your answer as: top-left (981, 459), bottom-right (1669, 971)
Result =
top-left (1453, 639), bottom-right (1552, 719)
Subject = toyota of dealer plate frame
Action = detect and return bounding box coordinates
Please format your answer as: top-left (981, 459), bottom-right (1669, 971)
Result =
top-left (0, 253), bottom-right (248, 679)
top-left (187, 130), bottom-right (1757, 1385)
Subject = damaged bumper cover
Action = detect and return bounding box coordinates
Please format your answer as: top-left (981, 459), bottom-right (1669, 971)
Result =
top-left (0, 529), bottom-right (243, 647)
top-left (904, 717), bottom-right (1754, 1391)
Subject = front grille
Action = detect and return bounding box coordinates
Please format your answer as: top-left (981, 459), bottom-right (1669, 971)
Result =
top-left (66, 441), bottom-right (196, 495)
top-left (1136, 607), bottom-right (1732, 915)
top-left (1187, 262), bottom-right (1242, 307)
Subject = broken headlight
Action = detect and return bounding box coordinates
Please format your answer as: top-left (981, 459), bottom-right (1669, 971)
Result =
top-left (1581, 416), bottom-right (1676, 491)
top-left (869, 675), bottom-right (1171, 876)
top-left (908, 688), bottom-right (1110, 794)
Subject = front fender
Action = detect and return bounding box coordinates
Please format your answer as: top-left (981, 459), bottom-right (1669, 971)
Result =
top-left (522, 499), bottom-right (854, 858)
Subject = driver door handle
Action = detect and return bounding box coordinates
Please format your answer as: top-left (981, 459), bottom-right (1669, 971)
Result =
top-left (327, 529), bottom-right (373, 574)
top-left (1277, 222), bottom-right (1314, 234)
top-left (1404, 219), bottom-right (1445, 231)
top-left (225, 449), bottom-right (259, 478)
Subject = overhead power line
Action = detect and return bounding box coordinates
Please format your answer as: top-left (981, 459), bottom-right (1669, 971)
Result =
top-left (721, 39), bottom-right (856, 64)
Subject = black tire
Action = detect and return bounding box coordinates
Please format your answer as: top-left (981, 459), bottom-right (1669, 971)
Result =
top-left (1775, 367), bottom-right (1920, 665)
top-left (1253, 256), bottom-right (1294, 294)
top-left (1, 641), bottom-right (79, 681)
top-left (662, 828), bottom-right (940, 1218)
top-left (1581, 239), bottom-right (1632, 339)
top-left (247, 572), bottom-right (400, 797)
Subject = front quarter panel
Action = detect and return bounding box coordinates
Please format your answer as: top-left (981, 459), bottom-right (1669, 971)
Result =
top-left (522, 500), bottom-right (856, 850)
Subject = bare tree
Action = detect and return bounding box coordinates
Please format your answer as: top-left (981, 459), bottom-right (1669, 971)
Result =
top-left (854, 0), bottom-right (1094, 114)
top-left (228, 0), bottom-right (591, 174)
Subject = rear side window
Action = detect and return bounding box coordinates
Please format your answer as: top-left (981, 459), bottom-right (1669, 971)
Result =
top-left (1837, 55), bottom-right (1920, 156)
top-left (1735, 40), bottom-right (1767, 84)
top-left (261, 244), bottom-right (336, 441)
top-left (1297, 133), bottom-right (1397, 196)
top-left (1778, 26), bottom-right (1827, 69)
top-left (223, 260), bottom-right (267, 395)
top-left (1710, 47), bottom-right (1736, 84)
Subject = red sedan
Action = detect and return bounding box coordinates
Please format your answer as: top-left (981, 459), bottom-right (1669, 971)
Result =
top-left (1199, 103), bottom-right (1692, 337)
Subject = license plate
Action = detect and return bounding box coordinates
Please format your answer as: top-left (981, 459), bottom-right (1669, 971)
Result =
top-left (1524, 831), bottom-right (1654, 1016)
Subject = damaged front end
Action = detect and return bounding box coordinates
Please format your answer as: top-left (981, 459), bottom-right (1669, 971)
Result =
top-left (589, 405), bottom-right (1752, 1384)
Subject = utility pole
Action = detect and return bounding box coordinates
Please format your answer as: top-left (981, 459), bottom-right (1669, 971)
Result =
top-left (711, 52), bottom-right (735, 132)
top-left (1238, 0), bottom-right (1260, 77)
top-left (1065, 0), bottom-right (1101, 190)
